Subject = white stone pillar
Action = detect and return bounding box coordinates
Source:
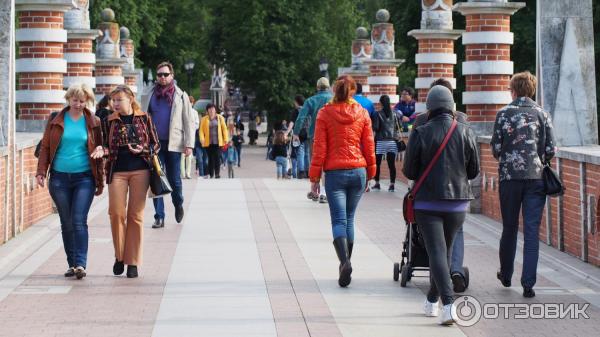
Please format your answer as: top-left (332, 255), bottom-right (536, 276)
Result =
top-left (344, 27), bottom-right (372, 94)
top-left (94, 8), bottom-right (125, 102)
top-left (64, 0), bottom-right (99, 95)
top-left (119, 27), bottom-right (138, 96)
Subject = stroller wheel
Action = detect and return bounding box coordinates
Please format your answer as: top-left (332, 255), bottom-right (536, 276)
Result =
top-left (393, 263), bottom-right (400, 282)
top-left (400, 263), bottom-right (410, 287)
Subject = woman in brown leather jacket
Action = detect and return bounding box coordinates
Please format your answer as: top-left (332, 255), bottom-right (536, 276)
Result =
top-left (36, 84), bottom-right (105, 280)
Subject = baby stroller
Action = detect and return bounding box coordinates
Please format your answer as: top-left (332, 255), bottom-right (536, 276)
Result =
top-left (393, 221), bottom-right (469, 288)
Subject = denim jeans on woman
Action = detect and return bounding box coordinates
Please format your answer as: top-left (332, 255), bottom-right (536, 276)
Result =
top-left (499, 179), bottom-right (546, 288)
top-left (324, 168), bottom-right (367, 241)
top-left (49, 170), bottom-right (95, 269)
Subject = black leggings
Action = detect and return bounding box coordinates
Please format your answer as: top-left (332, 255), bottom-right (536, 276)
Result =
top-left (374, 153), bottom-right (396, 183)
top-left (206, 144), bottom-right (221, 178)
top-left (415, 210), bottom-right (465, 305)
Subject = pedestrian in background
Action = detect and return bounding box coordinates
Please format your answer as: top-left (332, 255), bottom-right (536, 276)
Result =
top-left (371, 94), bottom-right (399, 192)
top-left (199, 103), bottom-right (229, 178)
top-left (394, 87), bottom-right (417, 131)
top-left (181, 95), bottom-right (199, 179)
top-left (285, 95), bottom-right (308, 178)
top-left (353, 83), bottom-right (375, 120)
top-left (102, 85), bottom-right (160, 278)
top-left (226, 139), bottom-right (238, 178)
top-left (310, 75), bottom-right (375, 288)
top-left (491, 71), bottom-right (556, 299)
top-left (271, 130), bottom-right (289, 179)
top-left (294, 77), bottom-right (333, 203)
top-left (36, 84), bottom-right (105, 280)
top-left (403, 85), bottom-right (479, 325)
top-left (142, 61), bottom-right (196, 228)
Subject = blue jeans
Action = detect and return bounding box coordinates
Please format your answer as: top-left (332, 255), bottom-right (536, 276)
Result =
top-left (304, 140), bottom-right (311, 170)
top-left (48, 170), bottom-right (95, 268)
top-left (153, 140), bottom-right (184, 220)
top-left (235, 144), bottom-right (242, 166)
top-left (450, 226), bottom-right (464, 275)
top-left (297, 143), bottom-right (306, 172)
top-left (324, 168), bottom-right (367, 242)
top-left (499, 179), bottom-right (546, 288)
top-left (291, 158), bottom-right (298, 178)
top-left (194, 146), bottom-right (206, 176)
top-left (275, 156), bottom-right (288, 177)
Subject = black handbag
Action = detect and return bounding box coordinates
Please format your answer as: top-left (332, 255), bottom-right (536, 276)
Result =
top-left (148, 150), bottom-right (173, 198)
top-left (542, 163), bottom-right (564, 197)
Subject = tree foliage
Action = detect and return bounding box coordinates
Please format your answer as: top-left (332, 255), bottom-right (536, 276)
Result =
top-left (205, 0), bottom-right (362, 123)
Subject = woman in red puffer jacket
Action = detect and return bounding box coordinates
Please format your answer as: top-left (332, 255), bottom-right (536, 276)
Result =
top-left (309, 74), bottom-right (376, 287)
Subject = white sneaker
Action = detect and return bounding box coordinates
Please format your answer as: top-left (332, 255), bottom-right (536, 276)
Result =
top-left (439, 304), bottom-right (455, 325)
top-left (423, 299), bottom-right (439, 317)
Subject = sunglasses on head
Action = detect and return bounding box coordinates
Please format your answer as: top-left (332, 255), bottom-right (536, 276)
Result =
top-left (157, 73), bottom-right (171, 78)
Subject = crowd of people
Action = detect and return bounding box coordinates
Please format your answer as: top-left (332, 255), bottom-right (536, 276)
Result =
top-left (36, 59), bottom-right (554, 327)
top-left (295, 71), bottom-right (555, 325)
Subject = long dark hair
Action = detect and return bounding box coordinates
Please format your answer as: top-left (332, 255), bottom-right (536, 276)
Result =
top-left (379, 95), bottom-right (392, 118)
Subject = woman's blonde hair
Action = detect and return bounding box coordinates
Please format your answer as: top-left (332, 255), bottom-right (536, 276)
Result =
top-left (64, 83), bottom-right (95, 108)
top-left (109, 85), bottom-right (143, 114)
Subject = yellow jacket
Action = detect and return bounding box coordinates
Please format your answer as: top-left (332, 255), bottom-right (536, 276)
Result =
top-left (199, 114), bottom-right (229, 147)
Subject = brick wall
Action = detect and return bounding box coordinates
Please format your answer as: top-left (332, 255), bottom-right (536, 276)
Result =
top-left (0, 144), bottom-right (54, 244)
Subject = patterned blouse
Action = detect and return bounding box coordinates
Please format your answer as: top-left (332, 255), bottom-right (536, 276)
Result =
top-left (490, 97), bottom-right (556, 182)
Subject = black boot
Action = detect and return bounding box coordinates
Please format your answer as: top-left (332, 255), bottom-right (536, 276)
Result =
top-left (348, 241), bottom-right (354, 259)
top-left (333, 237), bottom-right (352, 287)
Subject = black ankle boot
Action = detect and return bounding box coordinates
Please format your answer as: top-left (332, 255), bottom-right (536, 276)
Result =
top-left (333, 237), bottom-right (352, 287)
top-left (113, 260), bottom-right (124, 276)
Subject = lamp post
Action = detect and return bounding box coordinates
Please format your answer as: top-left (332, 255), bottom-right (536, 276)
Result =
top-left (184, 59), bottom-right (195, 92)
top-left (319, 57), bottom-right (329, 80)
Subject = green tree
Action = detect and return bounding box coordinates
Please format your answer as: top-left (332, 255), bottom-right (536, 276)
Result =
top-left (206, 0), bottom-right (363, 124)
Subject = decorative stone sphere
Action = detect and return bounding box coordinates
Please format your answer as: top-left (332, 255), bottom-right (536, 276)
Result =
top-left (356, 27), bottom-right (369, 39)
top-left (376, 9), bottom-right (390, 23)
top-left (120, 27), bottom-right (130, 39)
top-left (101, 8), bottom-right (115, 22)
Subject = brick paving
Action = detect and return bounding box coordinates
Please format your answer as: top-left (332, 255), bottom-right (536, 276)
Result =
top-left (0, 140), bottom-right (598, 336)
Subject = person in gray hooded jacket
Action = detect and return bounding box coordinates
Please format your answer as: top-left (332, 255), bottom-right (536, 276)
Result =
top-left (403, 85), bottom-right (480, 325)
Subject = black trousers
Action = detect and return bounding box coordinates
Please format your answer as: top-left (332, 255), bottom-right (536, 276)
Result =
top-left (206, 144), bottom-right (221, 178)
top-left (374, 153), bottom-right (396, 183)
top-left (416, 210), bottom-right (465, 305)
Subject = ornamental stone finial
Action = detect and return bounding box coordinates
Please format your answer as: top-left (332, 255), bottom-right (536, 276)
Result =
top-left (101, 8), bottom-right (115, 22)
top-left (356, 27), bottom-right (369, 40)
top-left (376, 9), bottom-right (390, 23)
top-left (421, 0), bottom-right (453, 30)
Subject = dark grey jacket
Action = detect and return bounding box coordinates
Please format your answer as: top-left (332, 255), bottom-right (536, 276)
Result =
top-left (403, 113), bottom-right (480, 201)
top-left (490, 97), bottom-right (556, 182)
top-left (372, 110), bottom-right (397, 141)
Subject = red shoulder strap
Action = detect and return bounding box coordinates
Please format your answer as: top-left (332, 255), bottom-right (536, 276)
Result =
top-left (410, 118), bottom-right (458, 197)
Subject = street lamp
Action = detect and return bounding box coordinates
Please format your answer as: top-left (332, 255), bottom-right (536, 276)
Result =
top-left (184, 59), bottom-right (195, 92)
top-left (319, 57), bottom-right (329, 80)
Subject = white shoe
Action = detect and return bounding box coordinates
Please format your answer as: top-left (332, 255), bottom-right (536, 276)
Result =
top-left (423, 299), bottom-right (439, 317)
top-left (439, 304), bottom-right (455, 325)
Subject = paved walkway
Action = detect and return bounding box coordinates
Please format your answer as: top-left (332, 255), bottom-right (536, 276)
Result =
top-left (0, 143), bottom-right (598, 337)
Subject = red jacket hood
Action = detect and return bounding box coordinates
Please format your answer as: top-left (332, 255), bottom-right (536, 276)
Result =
top-left (321, 100), bottom-right (365, 125)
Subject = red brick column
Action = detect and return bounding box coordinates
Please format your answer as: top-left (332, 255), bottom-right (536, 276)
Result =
top-left (455, 1), bottom-right (525, 135)
top-left (365, 61), bottom-right (403, 111)
top-left (15, 1), bottom-right (74, 123)
top-left (119, 27), bottom-right (138, 96)
top-left (407, 33), bottom-right (461, 113)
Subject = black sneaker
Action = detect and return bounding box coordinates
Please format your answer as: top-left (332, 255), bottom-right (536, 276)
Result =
top-left (372, 183), bottom-right (381, 190)
top-left (452, 272), bottom-right (467, 293)
top-left (175, 206), bottom-right (184, 223)
top-left (127, 265), bottom-right (138, 278)
top-left (74, 266), bottom-right (87, 280)
top-left (497, 270), bottom-right (511, 287)
top-left (64, 267), bottom-right (75, 277)
top-left (113, 259), bottom-right (124, 275)
top-left (388, 184), bottom-right (395, 192)
top-left (152, 218), bottom-right (164, 229)
top-left (523, 287), bottom-right (535, 298)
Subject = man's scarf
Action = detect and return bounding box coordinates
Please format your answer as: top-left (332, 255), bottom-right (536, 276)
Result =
top-left (154, 81), bottom-right (175, 106)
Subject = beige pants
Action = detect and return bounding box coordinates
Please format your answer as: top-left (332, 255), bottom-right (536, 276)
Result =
top-left (108, 169), bottom-right (150, 266)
